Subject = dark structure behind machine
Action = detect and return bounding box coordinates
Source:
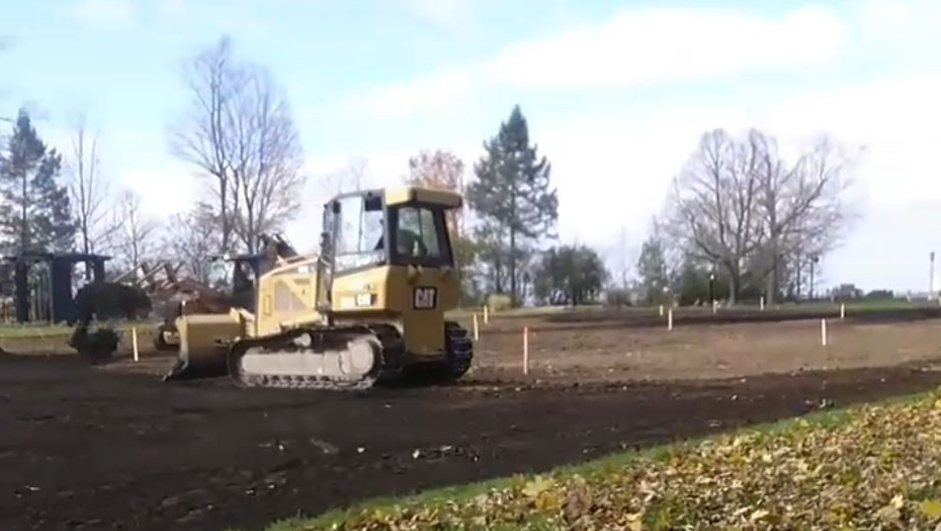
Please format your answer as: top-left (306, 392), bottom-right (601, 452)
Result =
top-left (1, 252), bottom-right (109, 324)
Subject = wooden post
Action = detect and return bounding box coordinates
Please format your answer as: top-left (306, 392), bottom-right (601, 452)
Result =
top-left (522, 326), bottom-right (529, 375)
top-left (760, 296), bottom-right (765, 311)
top-left (821, 319), bottom-right (828, 347)
top-left (132, 327), bottom-right (139, 362)
top-left (667, 309), bottom-right (673, 331)
top-left (473, 313), bottom-right (479, 341)
top-left (483, 305), bottom-right (489, 324)
top-left (840, 303), bottom-right (845, 320)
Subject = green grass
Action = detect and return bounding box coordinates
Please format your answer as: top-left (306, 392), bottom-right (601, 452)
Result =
top-left (448, 298), bottom-right (936, 320)
top-left (259, 387), bottom-right (939, 531)
top-left (0, 323), bottom-right (74, 338)
top-left (844, 298), bottom-right (939, 310)
top-left (0, 320), bottom-right (160, 339)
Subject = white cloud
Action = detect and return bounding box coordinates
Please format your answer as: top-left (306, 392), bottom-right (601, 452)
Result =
top-left (858, 0), bottom-right (941, 44)
top-left (536, 102), bottom-right (754, 249)
top-left (405, 0), bottom-right (473, 34)
top-left (350, 68), bottom-right (474, 118)
top-left (347, 5), bottom-right (846, 117)
top-left (485, 6), bottom-right (844, 89)
top-left (762, 75), bottom-right (941, 205)
top-left (68, 0), bottom-right (135, 29)
top-left (120, 163), bottom-right (197, 219)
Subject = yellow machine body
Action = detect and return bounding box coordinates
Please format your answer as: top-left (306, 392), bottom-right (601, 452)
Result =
top-left (169, 186), bottom-right (471, 386)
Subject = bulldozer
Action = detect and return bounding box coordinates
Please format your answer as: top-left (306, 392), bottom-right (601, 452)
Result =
top-left (165, 186), bottom-right (473, 389)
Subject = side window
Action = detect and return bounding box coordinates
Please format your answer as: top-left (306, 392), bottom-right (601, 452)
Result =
top-left (395, 206), bottom-right (443, 259)
top-left (335, 196), bottom-right (362, 255)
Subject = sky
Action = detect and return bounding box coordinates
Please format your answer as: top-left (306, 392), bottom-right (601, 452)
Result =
top-left (1, 0), bottom-right (940, 292)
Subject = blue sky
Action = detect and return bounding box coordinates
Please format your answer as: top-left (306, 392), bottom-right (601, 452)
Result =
top-left (2, 0), bottom-right (941, 291)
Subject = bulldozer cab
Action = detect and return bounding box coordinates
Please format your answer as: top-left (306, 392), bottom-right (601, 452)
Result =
top-left (318, 187), bottom-right (462, 354)
top-left (323, 189), bottom-right (457, 275)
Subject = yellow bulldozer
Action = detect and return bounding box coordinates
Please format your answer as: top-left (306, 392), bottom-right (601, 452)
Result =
top-left (164, 186), bottom-right (473, 389)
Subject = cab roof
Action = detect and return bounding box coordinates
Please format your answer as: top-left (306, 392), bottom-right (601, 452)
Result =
top-left (383, 186), bottom-right (463, 208)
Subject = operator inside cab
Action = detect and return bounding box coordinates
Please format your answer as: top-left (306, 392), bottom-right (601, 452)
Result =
top-left (395, 228), bottom-right (427, 258)
top-left (372, 225), bottom-right (427, 258)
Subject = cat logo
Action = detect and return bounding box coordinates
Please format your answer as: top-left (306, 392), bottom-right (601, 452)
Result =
top-left (413, 287), bottom-right (437, 309)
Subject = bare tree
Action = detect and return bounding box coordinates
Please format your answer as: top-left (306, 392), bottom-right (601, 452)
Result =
top-left (165, 205), bottom-right (218, 283)
top-left (405, 149), bottom-right (465, 234)
top-left (667, 128), bottom-right (856, 303)
top-left (667, 129), bottom-right (763, 302)
top-left (170, 37), bottom-right (238, 252)
top-left (229, 72), bottom-right (305, 253)
top-left (320, 157), bottom-right (368, 199)
top-left (111, 190), bottom-right (159, 276)
top-left (67, 118), bottom-right (114, 264)
top-left (752, 135), bottom-right (854, 302)
top-left (171, 37), bottom-right (305, 255)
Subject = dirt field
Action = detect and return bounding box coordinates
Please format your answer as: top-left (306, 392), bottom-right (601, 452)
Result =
top-left (4, 311), bottom-right (941, 531)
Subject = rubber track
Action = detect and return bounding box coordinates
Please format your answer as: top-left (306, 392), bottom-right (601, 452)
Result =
top-left (445, 321), bottom-right (473, 378)
top-left (229, 324), bottom-right (405, 391)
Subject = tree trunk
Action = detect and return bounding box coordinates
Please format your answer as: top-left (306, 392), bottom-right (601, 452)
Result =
top-left (764, 253), bottom-right (778, 305)
top-left (21, 171), bottom-right (28, 253)
top-left (219, 177), bottom-right (230, 252)
top-left (82, 233), bottom-right (92, 281)
top-left (726, 260), bottom-right (739, 305)
top-left (795, 253), bottom-right (802, 299)
top-left (509, 226), bottom-right (516, 305)
top-left (493, 251), bottom-right (502, 293)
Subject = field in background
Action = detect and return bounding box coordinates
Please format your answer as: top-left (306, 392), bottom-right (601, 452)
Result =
top-left (0, 298), bottom-right (927, 340)
top-left (449, 297), bottom-right (941, 321)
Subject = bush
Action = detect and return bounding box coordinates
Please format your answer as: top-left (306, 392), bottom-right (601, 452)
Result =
top-left (830, 283), bottom-right (864, 301)
top-left (486, 293), bottom-right (513, 312)
top-left (604, 288), bottom-right (632, 308)
top-left (865, 289), bottom-right (895, 300)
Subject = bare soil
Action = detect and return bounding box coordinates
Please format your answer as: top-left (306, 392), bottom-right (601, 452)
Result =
top-left (3, 310), bottom-right (941, 531)
top-left (470, 318), bottom-right (941, 382)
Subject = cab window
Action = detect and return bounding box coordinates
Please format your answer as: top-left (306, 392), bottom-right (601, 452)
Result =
top-left (392, 205), bottom-right (450, 265)
top-left (334, 194), bottom-right (386, 272)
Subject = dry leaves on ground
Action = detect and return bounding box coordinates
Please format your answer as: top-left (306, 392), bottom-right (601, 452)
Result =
top-left (312, 391), bottom-right (941, 531)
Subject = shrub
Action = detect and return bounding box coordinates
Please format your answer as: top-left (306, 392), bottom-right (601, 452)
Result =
top-left (486, 293), bottom-right (513, 312)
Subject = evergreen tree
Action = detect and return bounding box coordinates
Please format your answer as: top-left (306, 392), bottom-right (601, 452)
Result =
top-left (0, 110), bottom-right (75, 254)
top-left (468, 105), bottom-right (557, 305)
top-left (533, 245), bottom-right (608, 306)
top-left (637, 230), bottom-right (670, 304)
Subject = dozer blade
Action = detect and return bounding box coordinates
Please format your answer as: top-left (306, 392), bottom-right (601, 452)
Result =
top-left (163, 352), bottom-right (229, 381)
top-left (228, 329), bottom-right (388, 390)
top-left (163, 314), bottom-right (242, 381)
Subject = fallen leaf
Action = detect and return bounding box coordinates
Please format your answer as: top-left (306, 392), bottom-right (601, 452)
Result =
top-left (876, 505), bottom-right (901, 523)
top-left (920, 499), bottom-right (941, 520)
top-left (522, 476), bottom-right (554, 499)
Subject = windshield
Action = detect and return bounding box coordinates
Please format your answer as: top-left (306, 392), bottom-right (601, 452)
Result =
top-left (391, 204), bottom-right (452, 266)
